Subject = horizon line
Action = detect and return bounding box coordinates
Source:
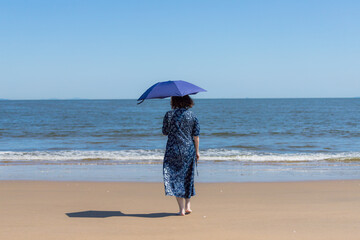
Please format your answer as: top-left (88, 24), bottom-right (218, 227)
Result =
top-left (1, 97), bottom-right (359, 101)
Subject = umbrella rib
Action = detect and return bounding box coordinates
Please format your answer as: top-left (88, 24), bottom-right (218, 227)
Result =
top-left (172, 81), bottom-right (183, 96)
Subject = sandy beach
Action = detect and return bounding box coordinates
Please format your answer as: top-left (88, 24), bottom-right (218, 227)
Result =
top-left (1, 180), bottom-right (359, 240)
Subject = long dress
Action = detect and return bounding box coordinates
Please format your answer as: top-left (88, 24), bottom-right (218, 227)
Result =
top-left (162, 108), bottom-right (200, 198)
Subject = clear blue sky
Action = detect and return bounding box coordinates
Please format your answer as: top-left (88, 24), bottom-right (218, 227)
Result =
top-left (1, 0), bottom-right (359, 99)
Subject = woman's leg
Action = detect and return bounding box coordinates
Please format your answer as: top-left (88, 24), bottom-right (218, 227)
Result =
top-left (175, 197), bottom-right (185, 216)
top-left (185, 198), bottom-right (192, 213)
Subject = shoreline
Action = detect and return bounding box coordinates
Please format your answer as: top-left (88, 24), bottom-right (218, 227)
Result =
top-left (2, 160), bottom-right (360, 182)
top-left (1, 178), bottom-right (360, 183)
top-left (1, 180), bottom-right (360, 239)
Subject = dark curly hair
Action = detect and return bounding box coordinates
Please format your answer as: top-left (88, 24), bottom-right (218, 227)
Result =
top-left (171, 95), bottom-right (194, 109)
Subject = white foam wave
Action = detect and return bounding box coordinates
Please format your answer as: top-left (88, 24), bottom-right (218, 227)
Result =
top-left (1, 149), bottom-right (360, 163)
top-left (200, 149), bottom-right (360, 162)
top-left (0, 150), bottom-right (164, 162)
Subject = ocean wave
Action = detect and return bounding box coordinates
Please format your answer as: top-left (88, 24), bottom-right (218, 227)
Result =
top-left (209, 132), bottom-right (259, 137)
top-left (4, 129), bottom-right (359, 139)
top-left (7, 131), bottom-right (156, 138)
top-left (1, 149), bottom-right (360, 165)
top-left (227, 145), bottom-right (260, 150)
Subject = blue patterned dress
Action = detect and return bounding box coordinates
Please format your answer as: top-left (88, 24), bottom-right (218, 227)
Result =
top-left (162, 108), bottom-right (200, 198)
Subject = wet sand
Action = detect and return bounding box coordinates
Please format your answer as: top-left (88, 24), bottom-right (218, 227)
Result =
top-left (1, 180), bottom-right (360, 240)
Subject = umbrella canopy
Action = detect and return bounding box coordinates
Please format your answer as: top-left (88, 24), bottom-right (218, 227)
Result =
top-left (137, 80), bottom-right (206, 104)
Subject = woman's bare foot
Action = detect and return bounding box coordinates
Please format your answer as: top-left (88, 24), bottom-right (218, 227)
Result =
top-left (178, 209), bottom-right (186, 216)
top-left (185, 199), bottom-right (191, 214)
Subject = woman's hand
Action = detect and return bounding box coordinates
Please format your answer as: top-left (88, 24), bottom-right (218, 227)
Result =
top-left (193, 136), bottom-right (200, 162)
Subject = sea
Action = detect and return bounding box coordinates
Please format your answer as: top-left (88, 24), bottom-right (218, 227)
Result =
top-left (1, 98), bottom-right (360, 182)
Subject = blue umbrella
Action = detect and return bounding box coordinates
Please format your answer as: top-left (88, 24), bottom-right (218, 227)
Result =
top-left (137, 80), bottom-right (206, 104)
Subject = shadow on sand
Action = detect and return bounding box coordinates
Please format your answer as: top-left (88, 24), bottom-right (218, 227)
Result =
top-left (66, 210), bottom-right (178, 218)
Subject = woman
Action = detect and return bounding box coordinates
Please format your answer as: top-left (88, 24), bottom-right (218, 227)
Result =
top-left (162, 95), bottom-right (200, 216)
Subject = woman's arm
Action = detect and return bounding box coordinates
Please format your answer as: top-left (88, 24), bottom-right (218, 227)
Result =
top-left (162, 112), bottom-right (169, 136)
top-left (193, 136), bottom-right (200, 161)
